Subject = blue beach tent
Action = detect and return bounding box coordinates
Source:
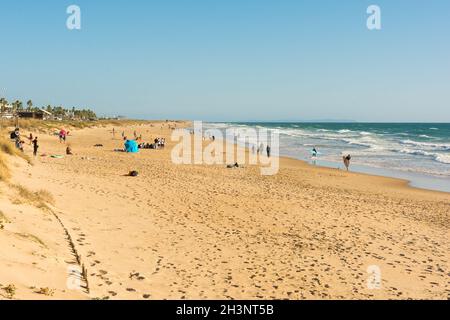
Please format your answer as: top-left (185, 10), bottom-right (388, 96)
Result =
top-left (124, 140), bottom-right (139, 153)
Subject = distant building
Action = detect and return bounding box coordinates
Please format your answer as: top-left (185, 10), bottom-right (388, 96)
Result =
top-left (40, 109), bottom-right (52, 120)
top-left (0, 104), bottom-right (15, 119)
top-left (18, 109), bottom-right (52, 120)
top-left (1, 113), bottom-right (14, 119)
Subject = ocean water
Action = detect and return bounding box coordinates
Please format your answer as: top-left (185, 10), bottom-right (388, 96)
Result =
top-left (203, 122), bottom-right (450, 193)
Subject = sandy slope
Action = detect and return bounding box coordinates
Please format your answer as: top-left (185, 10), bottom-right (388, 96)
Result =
top-left (0, 156), bottom-right (86, 300)
top-left (1, 121), bottom-right (449, 300)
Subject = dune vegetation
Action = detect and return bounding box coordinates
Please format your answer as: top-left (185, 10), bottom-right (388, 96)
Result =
top-left (0, 134), bottom-right (32, 181)
top-left (0, 137), bottom-right (16, 181)
top-left (0, 118), bottom-right (174, 134)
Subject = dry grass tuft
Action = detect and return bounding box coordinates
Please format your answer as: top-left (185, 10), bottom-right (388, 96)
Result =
top-left (0, 136), bottom-right (32, 182)
top-left (0, 138), bottom-right (17, 155)
top-left (0, 210), bottom-right (10, 224)
top-left (11, 184), bottom-right (55, 210)
top-left (0, 153), bottom-right (10, 181)
top-left (35, 287), bottom-right (55, 296)
top-left (2, 284), bottom-right (16, 299)
top-left (16, 233), bottom-right (47, 248)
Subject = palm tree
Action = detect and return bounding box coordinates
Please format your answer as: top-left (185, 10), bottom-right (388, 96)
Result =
top-left (0, 98), bottom-right (7, 113)
top-left (0, 98), bottom-right (6, 130)
top-left (13, 100), bottom-right (23, 111)
top-left (27, 100), bottom-right (33, 111)
top-left (11, 100), bottom-right (22, 128)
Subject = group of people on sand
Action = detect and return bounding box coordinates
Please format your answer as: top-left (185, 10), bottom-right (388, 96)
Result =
top-left (310, 146), bottom-right (352, 171)
top-left (251, 143), bottom-right (272, 158)
top-left (9, 127), bottom-right (73, 158)
top-left (10, 128), bottom-right (39, 156)
top-left (137, 137), bottom-right (166, 150)
top-left (118, 129), bottom-right (166, 152)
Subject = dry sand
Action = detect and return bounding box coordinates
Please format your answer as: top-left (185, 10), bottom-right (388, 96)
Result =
top-left (0, 121), bottom-right (449, 300)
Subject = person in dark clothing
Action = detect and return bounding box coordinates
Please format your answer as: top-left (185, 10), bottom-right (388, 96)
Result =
top-left (10, 129), bottom-right (19, 140)
top-left (266, 145), bottom-right (271, 158)
top-left (32, 137), bottom-right (39, 157)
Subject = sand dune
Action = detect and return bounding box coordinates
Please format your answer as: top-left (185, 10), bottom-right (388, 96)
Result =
top-left (1, 121), bottom-right (448, 300)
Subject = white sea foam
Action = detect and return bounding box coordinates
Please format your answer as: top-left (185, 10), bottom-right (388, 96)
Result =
top-left (401, 140), bottom-right (450, 151)
top-left (399, 149), bottom-right (450, 165)
top-left (436, 154), bottom-right (450, 164)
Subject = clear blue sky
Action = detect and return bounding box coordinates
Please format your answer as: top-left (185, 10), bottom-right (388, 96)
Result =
top-left (1, 0), bottom-right (449, 122)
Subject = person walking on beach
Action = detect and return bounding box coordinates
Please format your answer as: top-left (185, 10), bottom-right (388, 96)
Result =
top-left (343, 154), bottom-right (351, 171)
top-left (266, 145), bottom-right (271, 158)
top-left (32, 137), bottom-right (39, 157)
top-left (59, 129), bottom-right (67, 143)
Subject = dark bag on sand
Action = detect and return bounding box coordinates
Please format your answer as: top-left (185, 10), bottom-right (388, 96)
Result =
top-left (129, 171), bottom-right (139, 177)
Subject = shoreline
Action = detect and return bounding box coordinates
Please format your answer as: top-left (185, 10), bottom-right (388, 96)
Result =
top-left (202, 123), bottom-right (450, 194)
top-left (196, 127), bottom-right (450, 195)
top-left (280, 156), bottom-right (450, 194)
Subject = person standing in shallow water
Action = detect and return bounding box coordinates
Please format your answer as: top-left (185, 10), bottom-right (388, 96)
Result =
top-left (311, 147), bottom-right (318, 165)
top-left (266, 145), bottom-right (271, 158)
top-left (343, 154), bottom-right (351, 171)
top-left (32, 137), bottom-right (39, 157)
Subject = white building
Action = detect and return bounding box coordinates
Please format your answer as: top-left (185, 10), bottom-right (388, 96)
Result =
top-left (0, 104), bottom-right (14, 118)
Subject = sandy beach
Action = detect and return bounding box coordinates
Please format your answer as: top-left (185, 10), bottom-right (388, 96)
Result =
top-left (0, 121), bottom-right (449, 300)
